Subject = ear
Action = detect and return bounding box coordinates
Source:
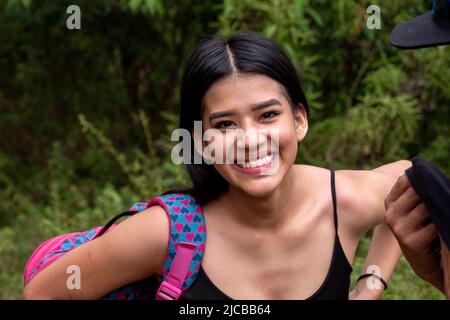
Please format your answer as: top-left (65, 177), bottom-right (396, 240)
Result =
top-left (294, 103), bottom-right (308, 142)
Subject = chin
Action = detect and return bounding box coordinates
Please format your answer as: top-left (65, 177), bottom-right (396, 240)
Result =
top-left (239, 183), bottom-right (278, 198)
top-left (229, 167), bottom-right (286, 198)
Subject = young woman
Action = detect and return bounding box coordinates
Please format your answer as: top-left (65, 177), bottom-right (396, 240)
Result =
top-left (23, 32), bottom-right (410, 300)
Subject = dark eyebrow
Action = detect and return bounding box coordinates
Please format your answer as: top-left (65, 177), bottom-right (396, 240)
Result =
top-left (208, 98), bottom-right (281, 122)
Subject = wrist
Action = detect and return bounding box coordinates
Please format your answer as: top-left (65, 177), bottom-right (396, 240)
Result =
top-left (357, 273), bottom-right (388, 291)
top-left (352, 280), bottom-right (384, 300)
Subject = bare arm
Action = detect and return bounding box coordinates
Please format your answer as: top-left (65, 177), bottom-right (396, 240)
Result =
top-left (350, 223), bottom-right (401, 299)
top-left (341, 160), bottom-right (411, 299)
top-left (23, 205), bottom-right (169, 299)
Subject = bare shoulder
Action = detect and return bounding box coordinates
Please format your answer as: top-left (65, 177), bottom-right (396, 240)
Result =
top-left (293, 164), bottom-right (331, 181)
top-left (293, 163), bottom-right (339, 195)
top-left (334, 160), bottom-right (412, 237)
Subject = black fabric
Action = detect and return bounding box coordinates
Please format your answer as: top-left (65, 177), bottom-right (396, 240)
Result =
top-left (179, 169), bottom-right (353, 300)
top-left (389, 0), bottom-right (450, 50)
top-left (405, 157), bottom-right (450, 248)
top-left (390, 12), bottom-right (450, 49)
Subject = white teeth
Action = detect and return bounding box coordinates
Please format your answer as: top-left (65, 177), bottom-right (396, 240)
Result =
top-left (236, 154), bottom-right (274, 169)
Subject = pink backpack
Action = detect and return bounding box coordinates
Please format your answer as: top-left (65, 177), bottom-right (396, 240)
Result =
top-left (23, 193), bottom-right (206, 300)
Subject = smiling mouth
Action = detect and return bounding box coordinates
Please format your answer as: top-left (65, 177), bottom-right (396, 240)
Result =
top-left (234, 154), bottom-right (274, 169)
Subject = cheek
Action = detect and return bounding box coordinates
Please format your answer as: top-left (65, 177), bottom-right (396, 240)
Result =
top-left (267, 113), bottom-right (299, 153)
top-left (277, 127), bottom-right (298, 158)
top-left (204, 133), bottom-right (235, 163)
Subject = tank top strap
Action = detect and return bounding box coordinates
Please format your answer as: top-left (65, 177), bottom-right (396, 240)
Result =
top-left (330, 169), bottom-right (339, 236)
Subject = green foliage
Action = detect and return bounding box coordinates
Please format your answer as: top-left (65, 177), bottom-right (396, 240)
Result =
top-left (215, 0), bottom-right (449, 172)
top-left (0, 0), bottom-right (448, 299)
top-left (78, 110), bottom-right (190, 198)
top-left (303, 94), bottom-right (420, 167)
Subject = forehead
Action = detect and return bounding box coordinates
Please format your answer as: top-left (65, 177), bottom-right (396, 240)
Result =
top-left (202, 74), bottom-right (288, 114)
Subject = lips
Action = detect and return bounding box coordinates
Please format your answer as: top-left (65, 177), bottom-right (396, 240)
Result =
top-left (230, 150), bottom-right (280, 176)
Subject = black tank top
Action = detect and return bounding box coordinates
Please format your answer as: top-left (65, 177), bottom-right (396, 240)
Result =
top-left (147, 169), bottom-right (353, 300)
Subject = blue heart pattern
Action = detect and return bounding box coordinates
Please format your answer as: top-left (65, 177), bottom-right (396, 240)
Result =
top-left (137, 193), bottom-right (206, 291)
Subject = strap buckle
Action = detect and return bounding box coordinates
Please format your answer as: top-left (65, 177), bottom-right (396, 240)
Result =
top-left (155, 241), bottom-right (197, 300)
top-left (156, 280), bottom-right (182, 300)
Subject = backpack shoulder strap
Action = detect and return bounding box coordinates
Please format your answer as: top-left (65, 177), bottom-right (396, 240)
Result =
top-left (135, 192), bottom-right (206, 299)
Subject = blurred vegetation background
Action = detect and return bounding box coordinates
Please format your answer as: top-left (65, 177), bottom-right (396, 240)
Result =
top-left (0, 0), bottom-right (448, 299)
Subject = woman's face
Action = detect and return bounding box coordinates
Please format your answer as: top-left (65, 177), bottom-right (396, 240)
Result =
top-left (199, 73), bottom-right (308, 198)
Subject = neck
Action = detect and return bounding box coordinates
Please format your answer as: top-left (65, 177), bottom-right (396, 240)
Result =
top-left (221, 166), bottom-right (301, 232)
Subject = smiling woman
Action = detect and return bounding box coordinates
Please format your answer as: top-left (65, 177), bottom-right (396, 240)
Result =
top-left (176, 32), bottom-right (309, 205)
top-left (23, 32), bottom-right (410, 300)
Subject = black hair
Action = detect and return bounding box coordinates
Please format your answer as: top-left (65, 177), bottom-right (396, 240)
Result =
top-left (163, 31), bottom-right (309, 206)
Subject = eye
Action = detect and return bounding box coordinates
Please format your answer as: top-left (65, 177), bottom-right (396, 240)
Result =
top-left (260, 111), bottom-right (279, 120)
top-left (215, 120), bottom-right (236, 129)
